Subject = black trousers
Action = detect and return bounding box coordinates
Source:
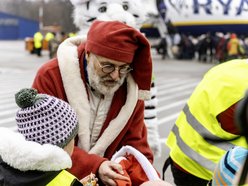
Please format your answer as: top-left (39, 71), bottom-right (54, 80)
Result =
top-left (170, 161), bottom-right (209, 186)
top-left (35, 47), bottom-right (42, 57)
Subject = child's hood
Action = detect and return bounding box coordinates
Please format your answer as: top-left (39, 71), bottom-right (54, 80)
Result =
top-left (0, 127), bottom-right (72, 171)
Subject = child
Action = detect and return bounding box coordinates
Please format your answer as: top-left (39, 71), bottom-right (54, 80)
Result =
top-left (0, 88), bottom-right (97, 186)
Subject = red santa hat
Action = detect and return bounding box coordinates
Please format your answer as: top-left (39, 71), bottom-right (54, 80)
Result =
top-left (85, 20), bottom-right (153, 99)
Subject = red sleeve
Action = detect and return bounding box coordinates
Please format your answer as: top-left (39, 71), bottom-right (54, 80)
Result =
top-left (115, 159), bottom-right (132, 186)
top-left (68, 146), bottom-right (107, 179)
top-left (217, 103), bottom-right (240, 135)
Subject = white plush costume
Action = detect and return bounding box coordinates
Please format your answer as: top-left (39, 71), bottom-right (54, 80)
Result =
top-left (70, 0), bottom-right (161, 157)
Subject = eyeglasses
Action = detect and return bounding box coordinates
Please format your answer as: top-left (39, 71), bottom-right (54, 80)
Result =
top-left (93, 55), bottom-right (133, 74)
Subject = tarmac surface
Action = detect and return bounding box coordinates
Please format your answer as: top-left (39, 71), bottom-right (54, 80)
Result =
top-left (0, 40), bottom-right (215, 185)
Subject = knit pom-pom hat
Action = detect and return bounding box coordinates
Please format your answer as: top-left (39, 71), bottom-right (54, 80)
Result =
top-left (85, 20), bottom-right (153, 99)
top-left (15, 88), bottom-right (79, 148)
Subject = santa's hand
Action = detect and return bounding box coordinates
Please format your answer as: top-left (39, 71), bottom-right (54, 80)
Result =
top-left (98, 160), bottom-right (130, 186)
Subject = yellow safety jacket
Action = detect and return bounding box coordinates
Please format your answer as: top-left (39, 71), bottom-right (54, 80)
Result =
top-left (166, 59), bottom-right (248, 180)
top-left (68, 32), bottom-right (76, 37)
top-left (34, 32), bottom-right (43, 49)
top-left (45, 32), bottom-right (55, 42)
top-left (227, 38), bottom-right (240, 56)
top-left (47, 170), bottom-right (81, 186)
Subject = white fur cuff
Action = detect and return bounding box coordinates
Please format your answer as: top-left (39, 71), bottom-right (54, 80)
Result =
top-left (138, 90), bottom-right (151, 100)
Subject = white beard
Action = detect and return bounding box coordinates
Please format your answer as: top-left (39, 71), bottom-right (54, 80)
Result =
top-left (87, 62), bottom-right (126, 96)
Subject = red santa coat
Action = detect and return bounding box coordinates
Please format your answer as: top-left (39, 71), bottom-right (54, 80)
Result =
top-left (32, 36), bottom-right (154, 180)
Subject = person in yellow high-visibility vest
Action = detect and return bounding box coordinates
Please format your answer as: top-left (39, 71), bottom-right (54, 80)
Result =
top-left (45, 32), bottom-right (58, 59)
top-left (33, 31), bottom-right (43, 57)
top-left (163, 59), bottom-right (248, 186)
top-left (45, 32), bottom-right (55, 42)
top-left (68, 32), bottom-right (76, 37)
top-left (226, 33), bottom-right (245, 60)
top-left (0, 88), bottom-right (98, 186)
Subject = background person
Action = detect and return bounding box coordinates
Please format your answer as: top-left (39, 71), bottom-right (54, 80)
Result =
top-left (45, 32), bottom-right (56, 59)
top-left (33, 31), bottom-right (43, 57)
top-left (227, 33), bottom-right (244, 60)
top-left (32, 20), bottom-right (155, 185)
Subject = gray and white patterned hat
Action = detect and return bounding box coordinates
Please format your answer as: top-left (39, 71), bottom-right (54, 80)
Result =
top-left (15, 88), bottom-right (79, 148)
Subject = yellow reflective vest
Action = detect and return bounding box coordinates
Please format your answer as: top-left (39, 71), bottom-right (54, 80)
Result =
top-left (68, 32), bottom-right (76, 37)
top-left (166, 59), bottom-right (248, 180)
top-left (47, 170), bottom-right (80, 186)
top-left (45, 32), bottom-right (55, 42)
top-left (227, 38), bottom-right (240, 56)
top-left (34, 32), bottom-right (43, 49)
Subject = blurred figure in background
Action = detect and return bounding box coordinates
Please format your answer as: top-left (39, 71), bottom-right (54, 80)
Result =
top-left (48, 31), bottom-right (69, 59)
top-left (227, 33), bottom-right (245, 60)
top-left (45, 31), bottom-right (55, 43)
top-left (33, 31), bottom-right (43, 57)
top-left (45, 32), bottom-right (56, 59)
top-left (68, 32), bottom-right (77, 37)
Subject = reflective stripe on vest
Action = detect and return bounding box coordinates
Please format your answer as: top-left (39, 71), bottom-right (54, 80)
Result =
top-left (183, 104), bottom-right (237, 151)
top-left (166, 59), bottom-right (248, 180)
top-left (47, 170), bottom-right (77, 186)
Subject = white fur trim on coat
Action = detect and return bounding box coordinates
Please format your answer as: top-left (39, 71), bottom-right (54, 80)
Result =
top-left (144, 108), bottom-right (157, 118)
top-left (145, 97), bottom-right (158, 108)
top-left (144, 118), bottom-right (161, 157)
top-left (57, 36), bottom-right (139, 156)
top-left (89, 74), bottom-right (138, 156)
top-left (57, 36), bottom-right (91, 151)
top-left (111, 145), bottom-right (160, 181)
top-left (0, 128), bottom-right (72, 171)
top-left (139, 90), bottom-right (151, 100)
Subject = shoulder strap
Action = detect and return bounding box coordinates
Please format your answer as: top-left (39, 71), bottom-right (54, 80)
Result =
top-left (162, 157), bottom-right (171, 180)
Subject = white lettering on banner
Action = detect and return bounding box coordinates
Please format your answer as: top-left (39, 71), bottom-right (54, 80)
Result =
top-left (166, 0), bottom-right (248, 20)
top-left (191, 0), bottom-right (248, 15)
top-left (0, 19), bottom-right (18, 26)
top-left (164, 0), bottom-right (248, 25)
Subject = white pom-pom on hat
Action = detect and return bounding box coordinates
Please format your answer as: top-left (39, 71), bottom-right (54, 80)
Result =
top-left (70, 0), bottom-right (90, 5)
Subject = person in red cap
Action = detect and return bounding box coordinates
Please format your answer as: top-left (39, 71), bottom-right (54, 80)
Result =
top-left (32, 20), bottom-right (156, 185)
top-left (227, 33), bottom-right (245, 60)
